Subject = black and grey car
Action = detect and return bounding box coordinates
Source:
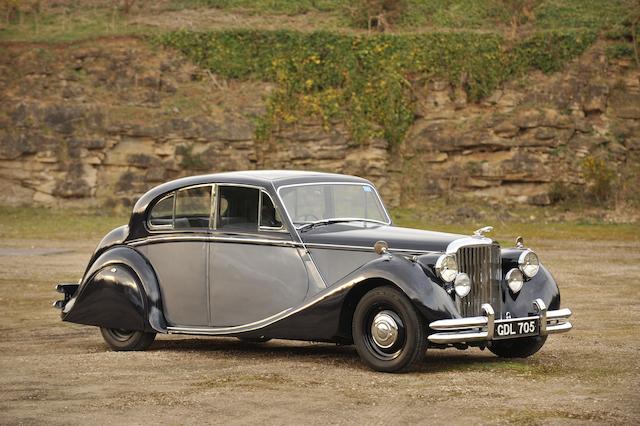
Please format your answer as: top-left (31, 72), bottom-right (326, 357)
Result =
top-left (55, 170), bottom-right (572, 372)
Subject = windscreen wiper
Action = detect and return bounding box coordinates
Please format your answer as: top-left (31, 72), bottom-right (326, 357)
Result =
top-left (297, 219), bottom-right (355, 232)
top-left (297, 218), bottom-right (384, 232)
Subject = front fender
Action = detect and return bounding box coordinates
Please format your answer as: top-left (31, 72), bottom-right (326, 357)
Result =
top-left (502, 264), bottom-right (561, 317)
top-left (250, 253), bottom-right (458, 342)
top-left (343, 253), bottom-right (461, 324)
top-left (62, 246), bottom-right (166, 333)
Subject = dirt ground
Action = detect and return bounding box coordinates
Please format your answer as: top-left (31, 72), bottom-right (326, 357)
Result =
top-left (0, 236), bottom-right (638, 425)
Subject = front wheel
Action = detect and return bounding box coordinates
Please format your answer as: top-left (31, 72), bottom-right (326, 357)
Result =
top-left (353, 286), bottom-right (427, 373)
top-left (100, 327), bottom-right (156, 351)
top-left (489, 335), bottom-right (547, 358)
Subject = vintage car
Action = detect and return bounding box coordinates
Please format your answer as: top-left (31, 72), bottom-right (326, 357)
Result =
top-left (55, 171), bottom-right (572, 372)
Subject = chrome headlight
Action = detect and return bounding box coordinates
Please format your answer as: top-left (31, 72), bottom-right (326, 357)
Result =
top-left (435, 254), bottom-right (458, 283)
top-left (506, 268), bottom-right (524, 293)
top-left (454, 272), bottom-right (471, 297)
top-left (518, 249), bottom-right (540, 278)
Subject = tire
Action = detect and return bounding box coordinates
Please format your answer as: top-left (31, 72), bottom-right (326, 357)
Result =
top-left (488, 335), bottom-right (547, 358)
top-left (237, 337), bottom-right (272, 344)
top-left (352, 286), bottom-right (427, 373)
top-left (100, 327), bottom-right (156, 351)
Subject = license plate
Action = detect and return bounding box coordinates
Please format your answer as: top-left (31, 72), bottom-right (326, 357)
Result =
top-left (493, 318), bottom-right (539, 340)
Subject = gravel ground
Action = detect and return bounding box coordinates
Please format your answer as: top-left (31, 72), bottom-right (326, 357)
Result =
top-left (0, 237), bottom-right (638, 425)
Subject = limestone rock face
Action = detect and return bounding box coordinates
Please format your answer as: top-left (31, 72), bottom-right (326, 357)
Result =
top-left (0, 38), bottom-right (638, 210)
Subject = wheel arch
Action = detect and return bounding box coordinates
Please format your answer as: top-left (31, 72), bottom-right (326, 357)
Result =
top-left (62, 245), bottom-right (167, 333)
top-left (337, 277), bottom-right (400, 343)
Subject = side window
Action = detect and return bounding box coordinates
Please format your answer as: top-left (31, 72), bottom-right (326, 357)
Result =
top-left (218, 186), bottom-right (259, 232)
top-left (174, 186), bottom-right (212, 229)
top-left (149, 194), bottom-right (175, 228)
top-left (260, 191), bottom-right (283, 229)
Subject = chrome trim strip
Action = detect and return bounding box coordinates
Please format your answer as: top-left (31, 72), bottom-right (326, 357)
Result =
top-left (427, 303), bottom-right (572, 344)
top-left (304, 242), bottom-right (435, 255)
top-left (128, 234), bottom-right (299, 248)
top-left (167, 275), bottom-right (367, 335)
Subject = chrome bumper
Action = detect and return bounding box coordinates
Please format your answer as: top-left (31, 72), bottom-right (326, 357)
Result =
top-left (428, 298), bottom-right (572, 344)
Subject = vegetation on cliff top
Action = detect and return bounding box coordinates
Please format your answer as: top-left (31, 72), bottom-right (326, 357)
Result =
top-left (157, 29), bottom-right (596, 145)
top-left (0, 0), bottom-right (637, 148)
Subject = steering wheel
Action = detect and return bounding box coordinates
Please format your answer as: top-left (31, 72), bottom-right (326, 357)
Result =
top-left (299, 213), bottom-right (319, 222)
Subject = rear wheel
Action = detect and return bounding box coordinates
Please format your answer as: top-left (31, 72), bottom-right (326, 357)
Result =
top-left (353, 286), bottom-right (427, 373)
top-left (489, 335), bottom-right (547, 358)
top-left (100, 327), bottom-right (156, 351)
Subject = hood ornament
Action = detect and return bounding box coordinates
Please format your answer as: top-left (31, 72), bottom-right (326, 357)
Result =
top-left (473, 226), bottom-right (493, 237)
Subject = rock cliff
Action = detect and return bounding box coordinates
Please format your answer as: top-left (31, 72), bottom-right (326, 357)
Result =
top-left (0, 37), bottom-right (638, 209)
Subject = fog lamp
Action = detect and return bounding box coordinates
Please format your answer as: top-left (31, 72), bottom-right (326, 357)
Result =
top-left (454, 273), bottom-right (471, 298)
top-left (506, 268), bottom-right (524, 293)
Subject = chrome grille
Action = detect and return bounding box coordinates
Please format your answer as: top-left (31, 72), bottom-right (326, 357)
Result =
top-left (456, 244), bottom-right (501, 317)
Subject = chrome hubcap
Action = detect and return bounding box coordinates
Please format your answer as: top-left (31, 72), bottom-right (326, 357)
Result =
top-left (371, 311), bottom-right (399, 349)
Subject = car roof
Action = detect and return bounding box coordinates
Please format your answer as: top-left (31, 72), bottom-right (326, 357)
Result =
top-left (159, 170), bottom-right (370, 189)
top-left (132, 170), bottom-right (373, 217)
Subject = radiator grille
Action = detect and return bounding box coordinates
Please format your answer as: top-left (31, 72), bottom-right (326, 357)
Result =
top-left (457, 244), bottom-right (501, 317)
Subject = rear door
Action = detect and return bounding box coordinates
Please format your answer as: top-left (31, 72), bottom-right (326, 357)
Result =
top-left (141, 185), bottom-right (213, 327)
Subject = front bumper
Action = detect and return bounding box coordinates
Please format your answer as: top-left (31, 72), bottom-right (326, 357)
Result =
top-left (427, 298), bottom-right (572, 344)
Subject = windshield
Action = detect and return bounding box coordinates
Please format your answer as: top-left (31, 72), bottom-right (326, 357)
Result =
top-left (279, 183), bottom-right (390, 225)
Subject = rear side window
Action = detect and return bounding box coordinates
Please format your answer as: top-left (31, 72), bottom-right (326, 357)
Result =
top-left (218, 186), bottom-right (259, 232)
top-left (175, 186), bottom-right (212, 229)
top-left (149, 194), bottom-right (174, 228)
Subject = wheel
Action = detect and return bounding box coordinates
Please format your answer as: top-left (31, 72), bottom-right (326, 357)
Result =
top-left (352, 286), bottom-right (427, 372)
top-left (100, 327), bottom-right (156, 351)
top-left (488, 335), bottom-right (547, 358)
top-left (237, 337), bottom-right (272, 344)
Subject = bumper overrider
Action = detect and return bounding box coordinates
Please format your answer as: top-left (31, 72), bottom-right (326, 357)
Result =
top-left (428, 298), bottom-right (572, 344)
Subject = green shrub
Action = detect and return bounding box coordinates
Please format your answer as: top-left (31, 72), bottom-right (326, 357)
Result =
top-left (157, 29), bottom-right (596, 145)
top-left (582, 156), bottom-right (616, 204)
top-left (606, 43), bottom-right (635, 59)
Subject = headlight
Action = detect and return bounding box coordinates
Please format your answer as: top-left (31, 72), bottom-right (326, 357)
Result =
top-left (518, 249), bottom-right (539, 278)
top-left (506, 268), bottom-right (524, 293)
top-left (454, 273), bottom-right (471, 297)
top-left (435, 254), bottom-right (458, 283)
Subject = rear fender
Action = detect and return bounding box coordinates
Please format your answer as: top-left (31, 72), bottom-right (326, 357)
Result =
top-left (62, 246), bottom-right (166, 333)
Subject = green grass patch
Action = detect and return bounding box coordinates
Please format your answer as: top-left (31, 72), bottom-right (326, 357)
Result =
top-left (535, 0), bottom-right (634, 30)
top-left (0, 205), bottom-right (635, 243)
top-left (0, 206), bottom-right (128, 241)
top-left (0, 7), bottom-right (154, 43)
top-left (170, 0), bottom-right (343, 14)
top-left (158, 29), bottom-right (595, 145)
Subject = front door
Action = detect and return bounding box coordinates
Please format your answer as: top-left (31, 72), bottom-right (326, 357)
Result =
top-left (209, 186), bottom-right (309, 327)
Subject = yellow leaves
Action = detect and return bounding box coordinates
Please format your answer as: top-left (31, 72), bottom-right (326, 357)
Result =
top-left (305, 79), bottom-right (314, 89)
top-left (306, 54), bottom-right (321, 65)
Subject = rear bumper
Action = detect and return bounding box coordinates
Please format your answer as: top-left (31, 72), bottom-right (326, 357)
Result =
top-left (53, 283), bottom-right (79, 311)
top-left (427, 298), bottom-right (572, 344)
